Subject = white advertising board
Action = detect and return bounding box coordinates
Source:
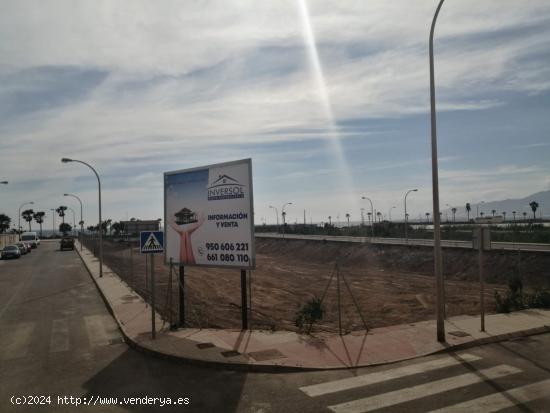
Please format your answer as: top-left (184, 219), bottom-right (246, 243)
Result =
top-left (164, 159), bottom-right (255, 269)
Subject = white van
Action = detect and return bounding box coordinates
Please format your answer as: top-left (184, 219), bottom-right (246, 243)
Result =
top-left (21, 232), bottom-right (40, 248)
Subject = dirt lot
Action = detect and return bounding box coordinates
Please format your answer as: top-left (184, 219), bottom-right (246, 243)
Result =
top-left (96, 237), bottom-right (550, 334)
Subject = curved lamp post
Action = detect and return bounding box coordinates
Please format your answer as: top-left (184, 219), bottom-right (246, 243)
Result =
top-left (388, 206), bottom-right (396, 222)
top-left (64, 193), bottom-right (84, 251)
top-left (62, 158), bottom-right (103, 277)
top-left (429, 0), bottom-right (446, 343)
top-left (268, 205), bottom-right (279, 232)
top-left (18, 201), bottom-right (34, 240)
top-left (67, 207), bottom-right (76, 236)
top-left (404, 189), bottom-right (418, 240)
top-left (281, 202), bottom-right (292, 238)
top-left (361, 196), bottom-right (375, 238)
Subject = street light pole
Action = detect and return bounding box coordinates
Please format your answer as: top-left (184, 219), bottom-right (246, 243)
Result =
top-left (62, 158), bottom-right (103, 277)
top-left (404, 188), bottom-right (418, 241)
top-left (64, 193), bottom-right (84, 251)
top-left (361, 196), bottom-right (375, 238)
top-left (50, 208), bottom-right (56, 236)
top-left (281, 202), bottom-right (292, 238)
top-left (388, 206), bottom-right (396, 222)
top-left (429, 0), bottom-right (446, 343)
top-left (67, 207), bottom-right (76, 236)
top-left (18, 201), bottom-right (34, 240)
top-left (268, 205), bottom-right (279, 232)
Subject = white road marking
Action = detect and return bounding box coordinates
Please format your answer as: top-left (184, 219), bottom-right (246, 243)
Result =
top-left (0, 322), bottom-right (35, 360)
top-left (426, 379), bottom-right (550, 413)
top-left (50, 319), bottom-right (70, 352)
top-left (328, 365), bottom-right (522, 413)
top-left (300, 353), bottom-right (481, 397)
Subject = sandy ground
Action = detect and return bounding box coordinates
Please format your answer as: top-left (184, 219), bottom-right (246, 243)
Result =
top-left (87, 236), bottom-right (550, 334)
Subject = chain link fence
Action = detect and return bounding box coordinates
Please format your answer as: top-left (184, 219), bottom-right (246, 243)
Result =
top-left (80, 232), bottom-right (550, 334)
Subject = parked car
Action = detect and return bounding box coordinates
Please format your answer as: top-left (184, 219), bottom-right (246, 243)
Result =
top-left (15, 242), bottom-right (28, 255)
top-left (2, 245), bottom-right (22, 259)
top-left (23, 242), bottom-right (32, 253)
top-left (21, 231), bottom-right (40, 248)
top-left (60, 237), bottom-right (75, 251)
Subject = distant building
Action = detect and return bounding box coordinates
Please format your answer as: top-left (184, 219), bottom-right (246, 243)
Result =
top-left (121, 219), bottom-right (161, 235)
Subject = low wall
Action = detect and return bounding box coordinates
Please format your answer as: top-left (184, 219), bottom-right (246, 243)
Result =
top-left (0, 234), bottom-right (17, 249)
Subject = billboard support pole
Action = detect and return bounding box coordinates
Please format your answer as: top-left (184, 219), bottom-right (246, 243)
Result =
top-left (179, 265), bottom-right (185, 328)
top-left (241, 269), bottom-right (248, 330)
top-left (151, 254), bottom-right (156, 339)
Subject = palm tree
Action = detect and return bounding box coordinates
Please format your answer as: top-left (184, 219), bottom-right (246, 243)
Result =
top-left (56, 206), bottom-right (67, 224)
top-left (522, 211), bottom-right (527, 220)
top-left (33, 211), bottom-right (46, 236)
top-left (529, 201), bottom-right (539, 221)
top-left (425, 212), bottom-right (430, 223)
top-left (22, 209), bottom-right (35, 231)
top-left (0, 213), bottom-right (11, 233)
top-left (376, 211), bottom-right (382, 222)
top-left (480, 212), bottom-right (485, 218)
top-left (345, 213), bottom-right (350, 227)
top-left (512, 211), bottom-right (516, 222)
top-left (367, 212), bottom-right (372, 225)
top-left (491, 209), bottom-right (496, 217)
top-left (465, 203), bottom-right (471, 222)
top-left (451, 207), bottom-right (457, 223)
top-left (502, 212), bottom-right (506, 221)
top-left (328, 216), bottom-right (332, 226)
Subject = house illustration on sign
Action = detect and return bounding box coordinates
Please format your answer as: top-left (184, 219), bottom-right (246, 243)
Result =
top-left (175, 207), bottom-right (198, 225)
top-left (209, 174), bottom-right (243, 188)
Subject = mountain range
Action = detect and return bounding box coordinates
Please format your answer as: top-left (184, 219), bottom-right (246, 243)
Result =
top-left (445, 190), bottom-right (549, 220)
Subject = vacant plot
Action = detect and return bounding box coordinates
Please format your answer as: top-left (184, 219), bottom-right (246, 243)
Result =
top-left (91, 236), bottom-right (550, 334)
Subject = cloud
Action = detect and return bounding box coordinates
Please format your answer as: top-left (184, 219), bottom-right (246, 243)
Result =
top-left (1, 0), bottom-right (550, 221)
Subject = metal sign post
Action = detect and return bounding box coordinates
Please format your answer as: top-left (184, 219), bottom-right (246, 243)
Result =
top-left (140, 231), bottom-right (164, 340)
top-left (241, 269), bottom-right (248, 330)
top-left (179, 265), bottom-right (185, 328)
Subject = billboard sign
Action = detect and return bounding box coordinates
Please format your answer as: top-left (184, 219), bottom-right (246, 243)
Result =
top-left (164, 159), bottom-right (255, 268)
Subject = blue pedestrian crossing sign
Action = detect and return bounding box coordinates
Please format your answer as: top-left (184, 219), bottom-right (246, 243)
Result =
top-left (140, 231), bottom-right (164, 254)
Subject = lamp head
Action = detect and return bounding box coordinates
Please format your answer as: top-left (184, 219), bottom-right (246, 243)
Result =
top-left (413, 189), bottom-right (418, 192)
top-left (0, 181), bottom-right (7, 184)
top-left (61, 158), bottom-right (73, 163)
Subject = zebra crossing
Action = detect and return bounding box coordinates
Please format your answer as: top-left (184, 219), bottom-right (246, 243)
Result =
top-left (0, 315), bottom-right (123, 360)
top-left (299, 353), bottom-right (550, 412)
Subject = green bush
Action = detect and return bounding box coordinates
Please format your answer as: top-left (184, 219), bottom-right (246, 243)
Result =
top-left (525, 290), bottom-right (550, 309)
top-left (295, 297), bottom-right (325, 334)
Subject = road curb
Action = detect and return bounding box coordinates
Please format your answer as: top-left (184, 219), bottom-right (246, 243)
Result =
top-left (75, 243), bottom-right (550, 373)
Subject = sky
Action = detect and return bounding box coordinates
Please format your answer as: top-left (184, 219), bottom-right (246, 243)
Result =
top-left (1, 0), bottom-right (550, 230)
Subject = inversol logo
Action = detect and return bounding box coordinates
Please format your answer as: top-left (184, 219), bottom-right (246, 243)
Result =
top-left (207, 174), bottom-right (245, 201)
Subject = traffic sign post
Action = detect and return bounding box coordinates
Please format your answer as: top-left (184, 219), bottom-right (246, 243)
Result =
top-left (140, 231), bottom-right (164, 339)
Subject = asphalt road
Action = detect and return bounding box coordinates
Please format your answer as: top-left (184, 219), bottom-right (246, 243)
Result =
top-left (1, 241), bottom-right (549, 412)
top-left (256, 233), bottom-right (550, 252)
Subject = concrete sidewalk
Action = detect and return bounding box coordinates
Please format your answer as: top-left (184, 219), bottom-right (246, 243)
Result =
top-left (75, 242), bottom-right (550, 372)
